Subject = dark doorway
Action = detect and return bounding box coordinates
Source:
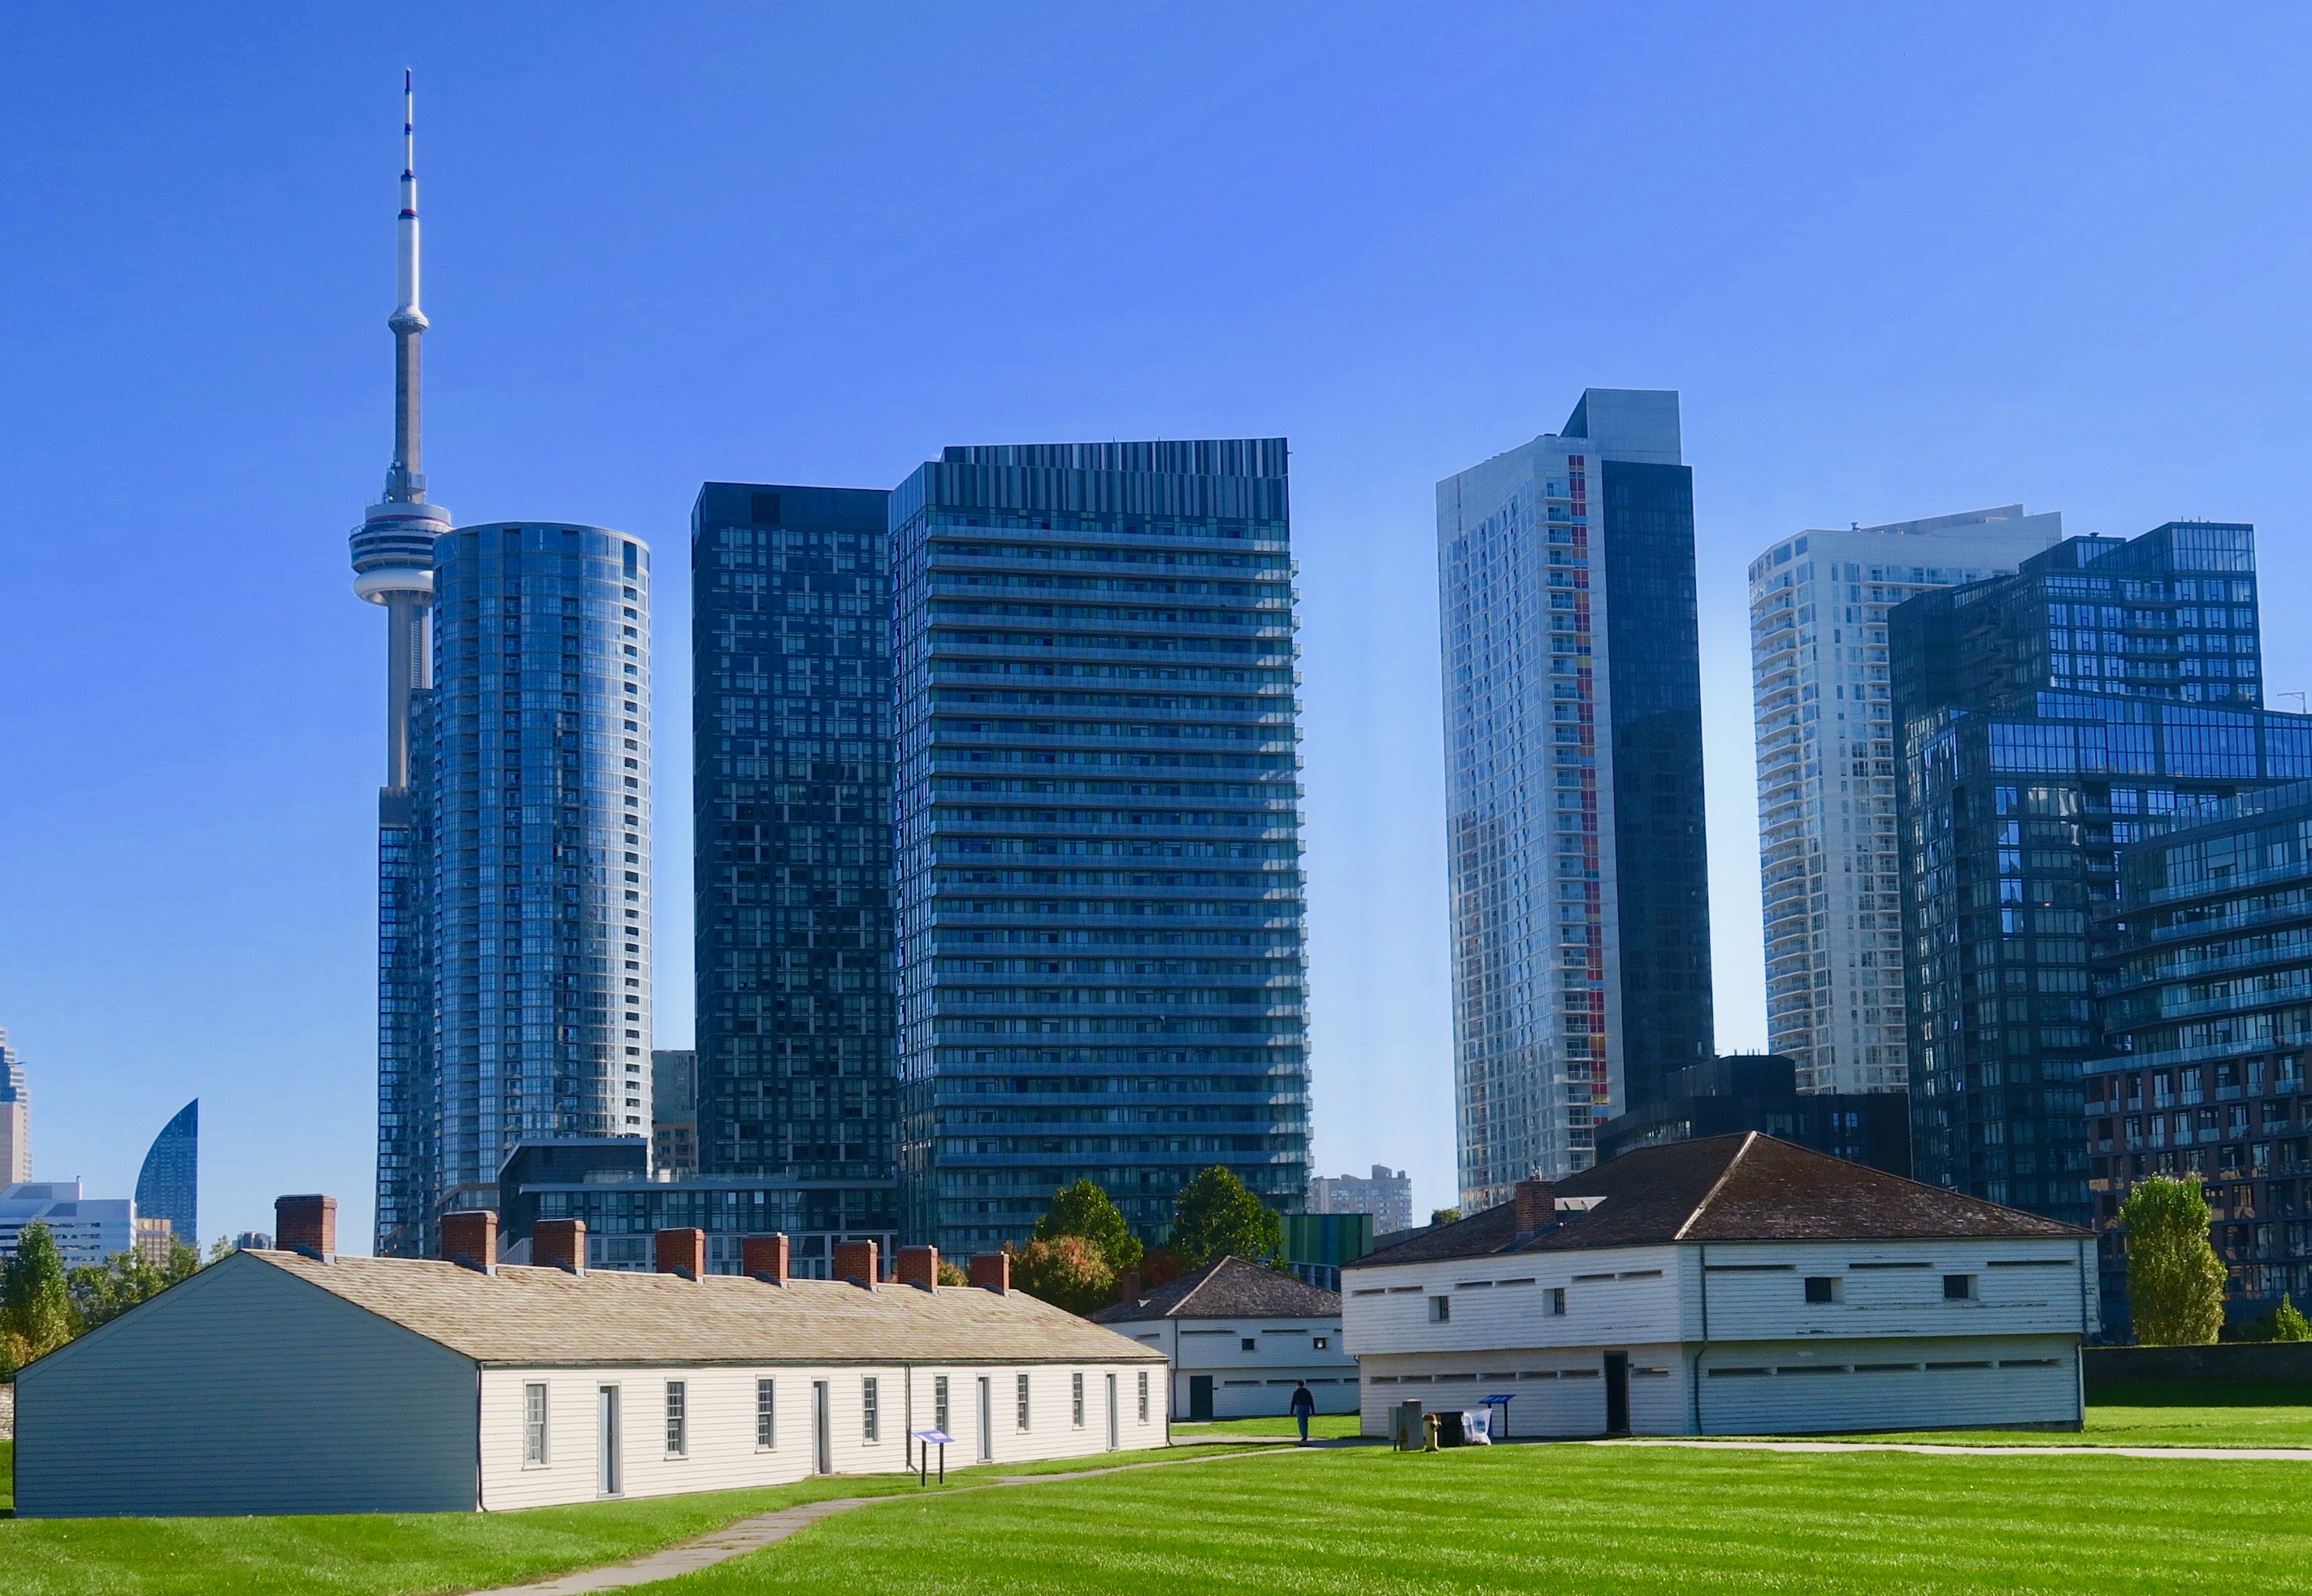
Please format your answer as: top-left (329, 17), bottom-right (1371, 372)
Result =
top-left (1603, 1352), bottom-right (1630, 1434)
top-left (1189, 1375), bottom-right (1214, 1422)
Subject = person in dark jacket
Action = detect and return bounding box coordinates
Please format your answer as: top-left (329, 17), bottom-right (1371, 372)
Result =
top-left (1290, 1379), bottom-right (1316, 1442)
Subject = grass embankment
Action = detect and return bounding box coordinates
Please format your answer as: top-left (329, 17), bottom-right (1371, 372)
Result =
top-left (1822, 1380), bottom-right (2312, 1449)
top-left (0, 1439), bottom-right (1251, 1596)
top-left (657, 1442), bottom-right (2312, 1594)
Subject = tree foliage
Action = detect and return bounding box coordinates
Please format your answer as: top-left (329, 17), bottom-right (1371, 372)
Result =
top-left (2, 1221), bottom-right (80, 1373)
top-left (1169, 1166), bottom-right (1283, 1269)
top-left (2122, 1175), bottom-right (2228, 1347)
top-left (1009, 1234), bottom-right (1115, 1316)
top-left (2275, 1295), bottom-right (2312, 1342)
top-left (937, 1260), bottom-right (969, 1287)
top-left (1430, 1208), bottom-right (1463, 1227)
top-left (67, 1237), bottom-right (200, 1332)
top-left (1033, 1178), bottom-right (1143, 1274)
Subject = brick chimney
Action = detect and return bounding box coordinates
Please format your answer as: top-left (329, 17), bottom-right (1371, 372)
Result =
top-left (655, 1227), bottom-right (706, 1279)
top-left (441, 1210), bottom-right (499, 1273)
top-left (969, 1251), bottom-right (1011, 1294)
top-left (743, 1233), bottom-right (791, 1285)
top-left (1513, 1178), bottom-right (1558, 1238)
top-left (1115, 1269), bottom-right (1142, 1307)
top-left (275, 1195), bottom-right (336, 1261)
top-left (532, 1217), bottom-right (586, 1274)
top-left (896, 1244), bottom-right (940, 1290)
top-left (834, 1238), bottom-right (879, 1288)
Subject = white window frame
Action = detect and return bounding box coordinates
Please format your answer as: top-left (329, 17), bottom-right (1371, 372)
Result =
top-left (1429, 1295), bottom-right (1451, 1323)
top-left (1137, 1369), bottom-right (1149, 1423)
top-left (523, 1381), bottom-right (550, 1468)
top-left (1017, 1371), bottom-right (1032, 1431)
top-left (756, 1377), bottom-right (777, 1451)
top-left (1546, 1286), bottom-right (1566, 1316)
top-left (935, 1374), bottom-right (950, 1434)
top-left (863, 1375), bottom-right (880, 1442)
top-left (665, 1380), bottom-right (688, 1459)
top-left (1072, 1372), bottom-right (1086, 1428)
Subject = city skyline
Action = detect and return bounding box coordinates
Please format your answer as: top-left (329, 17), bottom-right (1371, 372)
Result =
top-left (16, 12), bottom-right (2312, 1246)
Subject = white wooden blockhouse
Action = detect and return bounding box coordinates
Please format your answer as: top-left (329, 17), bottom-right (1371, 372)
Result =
top-left (1343, 1134), bottom-right (2097, 1438)
top-left (1091, 1256), bottom-right (1359, 1420)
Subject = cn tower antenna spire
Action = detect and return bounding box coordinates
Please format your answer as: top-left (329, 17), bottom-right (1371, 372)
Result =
top-left (386, 67), bottom-right (428, 504)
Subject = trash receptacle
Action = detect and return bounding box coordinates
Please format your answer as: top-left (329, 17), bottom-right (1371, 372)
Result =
top-left (1390, 1399), bottom-right (1425, 1451)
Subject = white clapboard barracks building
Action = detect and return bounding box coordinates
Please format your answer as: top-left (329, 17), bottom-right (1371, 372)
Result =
top-left (1343, 1134), bottom-right (2097, 1438)
top-left (1091, 1256), bottom-right (1358, 1420)
top-left (15, 1197), bottom-right (1166, 1518)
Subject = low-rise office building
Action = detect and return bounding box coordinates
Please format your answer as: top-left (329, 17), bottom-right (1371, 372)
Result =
top-left (15, 1196), bottom-right (1164, 1518)
top-left (1343, 1134), bottom-right (2094, 1438)
top-left (0, 1181), bottom-right (135, 1267)
top-left (1091, 1256), bottom-right (1356, 1420)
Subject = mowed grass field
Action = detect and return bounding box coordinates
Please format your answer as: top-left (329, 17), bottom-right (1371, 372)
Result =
top-left (656, 1442), bottom-right (2312, 1594)
top-left (1841, 1380), bottom-right (2312, 1449)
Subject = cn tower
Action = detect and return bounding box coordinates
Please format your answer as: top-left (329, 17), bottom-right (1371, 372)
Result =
top-left (350, 70), bottom-right (449, 796)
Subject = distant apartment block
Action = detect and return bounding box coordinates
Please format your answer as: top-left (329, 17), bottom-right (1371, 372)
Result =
top-left (135, 1099), bottom-right (197, 1249)
top-left (1306, 1164), bottom-right (1414, 1236)
top-left (1438, 390), bottom-right (1713, 1207)
top-left (1749, 508), bottom-right (2063, 1095)
top-left (233, 1231), bottom-right (273, 1252)
top-left (1893, 521), bottom-right (2312, 1224)
top-left (0, 1028), bottom-right (27, 1184)
top-left (651, 1047), bottom-right (700, 1178)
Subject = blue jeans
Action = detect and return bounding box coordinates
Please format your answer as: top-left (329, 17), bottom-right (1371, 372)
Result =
top-left (1295, 1412), bottom-right (1311, 1442)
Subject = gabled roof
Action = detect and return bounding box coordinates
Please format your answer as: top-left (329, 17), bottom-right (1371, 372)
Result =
top-left (1088, 1255), bottom-right (1340, 1324)
top-left (240, 1251), bottom-right (1165, 1366)
top-left (1346, 1134), bottom-right (2085, 1270)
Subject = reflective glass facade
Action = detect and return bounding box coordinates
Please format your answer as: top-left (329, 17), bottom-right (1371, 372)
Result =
top-left (1747, 509), bottom-right (2063, 1095)
top-left (375, 692), bottom-right (435, 1254)
top-left (1896, 522), bottom-right (2309, 1224)
top-left (1438, 390), bottom-right (1713, 1210)
top-left (417, 523), bottom-right (654, 1235)
top-left (133, 1098), bottom-right (197, 1246)
top-left (891, 440), bottom-right (1308, 1252)
top-left (2088, 780), bottom-right (2312, 1330)
top-left (690, 484), bottom-right (899, 1221)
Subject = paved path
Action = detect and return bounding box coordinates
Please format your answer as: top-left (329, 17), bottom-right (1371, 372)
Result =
top-left (471, 1443), bottom-right (1320, 1594)
top-left (1592, 1437), bottom-right (2312, 1462)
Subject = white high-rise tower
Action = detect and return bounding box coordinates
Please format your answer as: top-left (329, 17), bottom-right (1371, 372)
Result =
top-left (1747, 506), bottom-right (2063, 1095)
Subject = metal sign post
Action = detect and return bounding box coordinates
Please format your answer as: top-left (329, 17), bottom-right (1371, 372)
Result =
top-left (911, 1427), bottom-right (953, 1485)
top-left (1479, 1393), bottom-right (1515, 1441)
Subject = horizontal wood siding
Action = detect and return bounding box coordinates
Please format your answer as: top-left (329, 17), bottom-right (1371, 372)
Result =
top-left (480, 1360), bottom-right (1163, 1509)
top-left (1343, 1245), bottom-right (1685, 1355)
top-left (1357, 1344), bottom-right (1686, 1438)
top-left (1694, 1239), bottom-right (2096, 1342)
top-left (1695, 1335), bottom-right (2080, 1433)
top-left (15, 1253), bottom-right (476, 1517)
top-left (1102, 1313), bottom-right (1358, 1418)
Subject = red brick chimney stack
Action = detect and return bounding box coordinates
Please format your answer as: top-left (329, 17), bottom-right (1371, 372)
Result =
top-left (275, 1195), bottom-right (337, 1260)
top-left (654, 1227), bottom-right (707, 1279)
top-left (1513, 1178), bottom-right (1558, 1237)
top-left (896, 1244), bottom-right (940, 1290)
top-left (532, 1217), bottom-right (586, 1274)
top-left (834, 1238), bottom-right (879, 1288)
top-left (969, 1251), bottom-right (1011, 1294)
top-left (440, 1210), bottom-right (499, 1273)
top-left (743, 1234), bottom-right (792, 1285)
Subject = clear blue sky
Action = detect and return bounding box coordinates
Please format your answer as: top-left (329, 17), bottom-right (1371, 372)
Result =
top-left (7, 4), bottom-right (2312, 1248)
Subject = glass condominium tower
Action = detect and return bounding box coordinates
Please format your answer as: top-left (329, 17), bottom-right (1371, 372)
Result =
top-left (891, 440), bottom-right (1309, 1253)
top-left (1438, 389), bottom-right (1713, 1209)
top-left (691, 483), bottom-right (899, 1225)
top-left (424, 523), bottom-right (656, 1223)
top-left (1747, 507), bottom-right (2062, 1096)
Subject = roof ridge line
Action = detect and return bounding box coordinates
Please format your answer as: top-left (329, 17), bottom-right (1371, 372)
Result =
top-left (1672, 1130), bottom-right (1759, 1241)
top-left (1164, 1259), bottom-right (1230, 1314)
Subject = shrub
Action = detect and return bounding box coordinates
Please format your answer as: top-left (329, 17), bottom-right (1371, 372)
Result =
top-left (2120, 1175), bottom-right (2227, 1347)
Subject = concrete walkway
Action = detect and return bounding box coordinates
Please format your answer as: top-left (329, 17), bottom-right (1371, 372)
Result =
top-left (471, 1443), bottom-right (1319, 1594)
top-left (1592, 1437), bottom-right (2312, 1462)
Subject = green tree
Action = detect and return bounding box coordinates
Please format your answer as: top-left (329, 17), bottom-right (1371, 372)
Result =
top-left (1033, 1178), bottom-right (1143, 1273)
top-left (1430, 1208), bottom-right (1462, 1227)
top-left (2121, 1175), bottom-right (2227, 1347)
top-left (2275, 1295), bottom-right (2312, 1342)
top-left (936, 1260), bottom-right (969, 1287)
top-left (1009, 1235), bottom-right (1115, 1316)
top-left (1168, 1166), bottom-right (1284, 1269)
top-left (2, 1221), bottom-right (80, 1368)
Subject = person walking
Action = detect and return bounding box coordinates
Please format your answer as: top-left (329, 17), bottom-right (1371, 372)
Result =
top-left (1289, 1379), bottom-right (1316, 1444)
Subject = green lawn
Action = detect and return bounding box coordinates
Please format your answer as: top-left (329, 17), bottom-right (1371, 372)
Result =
top-left (0, 1441), bottom-right (1260, 1596)
top-left (653, 1442), bottom-right (2312, 1594)
top-left (1170, 1412), bottom-right (1363, 1440)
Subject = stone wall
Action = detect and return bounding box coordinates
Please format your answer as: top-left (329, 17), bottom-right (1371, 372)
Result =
top-left (2087, 1342), bottom-right (2312, 1384)
top-left (0, 1381), bottom-right (13, 1439)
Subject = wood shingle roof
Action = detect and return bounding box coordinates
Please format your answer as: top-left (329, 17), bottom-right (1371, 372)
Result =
top-left (246, 1251), bottom-right (1166, 1366)
top-left (1347, 1134), bottom-right (2086, 1271)
top-left (1088, 1256), bottom-right (1340, 1324)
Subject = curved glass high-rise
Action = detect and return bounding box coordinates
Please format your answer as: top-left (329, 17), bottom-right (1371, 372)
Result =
top-left (427, 524), bottom-right (655, 1213)
top-left (135, 1099), bottom-right (197, 1247)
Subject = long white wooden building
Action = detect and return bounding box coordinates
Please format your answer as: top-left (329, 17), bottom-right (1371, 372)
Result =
top-left (14, 1203), bottom-right (1165, 1518)
top-left (1343, 1134), bottom-right (2097, 1438)
top-left (1091, 1256), bottom-right (1358, 1420)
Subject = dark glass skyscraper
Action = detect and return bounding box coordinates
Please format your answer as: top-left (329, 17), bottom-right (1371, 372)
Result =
top-left (425, 524), bottom-right (656, 1222)
top-left (1438, 390), bottom-right (1714, 1208)
top-left (690, 483), bottom-right (897, 1239)
top-left (1895, 522), bottom-right (2312, 1225)
top-left (891, 441), bottom-right (1309, 1252)
top-left (134, 1099), bottom-right (197, 1246)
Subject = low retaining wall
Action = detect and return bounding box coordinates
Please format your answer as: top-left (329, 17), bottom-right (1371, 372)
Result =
top-left (0, 1381), bottom-right (12, 1439)
top-left (2087, 1343), bottom-right (2312, 1384)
